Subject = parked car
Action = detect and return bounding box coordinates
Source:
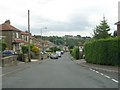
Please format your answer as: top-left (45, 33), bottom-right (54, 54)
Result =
top-left (60, 51), bottom-right (64, 55)
top-left (40, 51), bottom-right (44, 55)
top-left (2, 50), bottom-right (17, 57)
top-left (50, 53), bottom-right (58, 59)
top-left (56, 51), bottom-right (61, 57)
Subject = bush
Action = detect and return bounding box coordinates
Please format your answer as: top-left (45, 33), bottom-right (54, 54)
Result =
top-left (21, 45), bottom-right (28, 54)
top-left (21, 44), bottom-right (34, 54)
top-left (74, 47), bottom-right (80, 60)
top-left (70, 49), bottom-right (73, 54)
top-left (31, 46), bottom-right (40, 54)
top-left (71, 47), bottom-right (80, 60)
top-left (0, 43), bottom-right (6, 51)
top-left (84, 37), bottom-right (119, 66)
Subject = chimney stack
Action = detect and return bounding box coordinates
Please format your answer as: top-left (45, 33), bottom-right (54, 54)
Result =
top-left (4, 20), bottom-right (11, 24)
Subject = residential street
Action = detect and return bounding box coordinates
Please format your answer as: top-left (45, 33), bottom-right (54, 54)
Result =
top-left (2, 52), bottom-right (118, 88)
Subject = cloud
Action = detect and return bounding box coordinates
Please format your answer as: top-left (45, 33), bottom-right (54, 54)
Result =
top-left (0, 0), bottom-right (119, 36)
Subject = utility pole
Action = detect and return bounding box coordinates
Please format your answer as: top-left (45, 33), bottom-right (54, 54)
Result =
top-left (28, 10), bottom-right (31, 62)
top-left (40, 28), bottom-right (43, 60)
top-left (40, 27), bottom-right (47, 60)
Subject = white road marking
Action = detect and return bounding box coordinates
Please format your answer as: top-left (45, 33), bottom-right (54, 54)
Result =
top-left (100, 73), bottom-right (104, 76)
top-left (111, 79), bottom-right (119, 83)
top-left (104, 75), bottom-right (110, 79)
top-left (95, 71), bottom-right (99, 73)
top-left (89, 68), bottom-right (93, 71)
top-left (89, 69), bottom-right (118, 83)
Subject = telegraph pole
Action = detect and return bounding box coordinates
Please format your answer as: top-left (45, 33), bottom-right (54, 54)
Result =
top-left (28, 10), bottom-right (31, 62)
top-left (41, 28), bottom-right (43, 60)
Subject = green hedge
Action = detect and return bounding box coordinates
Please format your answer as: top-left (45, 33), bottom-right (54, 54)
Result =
top-left (21, 44), bottom-right (34, 54)
top-left (71, 47), bottom-right (80, 60)
top-left (84, 37), bottom-right (120, 66)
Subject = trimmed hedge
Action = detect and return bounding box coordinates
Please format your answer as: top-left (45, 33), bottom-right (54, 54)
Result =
top-left (71, 47), bottom-right (80, 60)
top-left (84, 37), bottom-right (120, 66)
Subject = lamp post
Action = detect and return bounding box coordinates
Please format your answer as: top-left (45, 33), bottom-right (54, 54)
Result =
top-left (40, 27), bottom-right (47, 60)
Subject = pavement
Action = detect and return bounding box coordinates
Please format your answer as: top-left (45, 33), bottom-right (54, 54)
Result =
top-left (73, 59), bottom-right (119, 73)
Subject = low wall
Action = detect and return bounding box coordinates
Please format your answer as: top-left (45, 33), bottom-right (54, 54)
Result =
top-left (1, 55), bottom-right (18, 67)
top-left (39, 54), bottom-right (48, 60)
top-left (43, 54), bottom-right (48, 59)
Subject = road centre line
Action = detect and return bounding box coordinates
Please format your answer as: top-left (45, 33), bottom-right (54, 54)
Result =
top-left (111, 79), bottom-right (119, 83)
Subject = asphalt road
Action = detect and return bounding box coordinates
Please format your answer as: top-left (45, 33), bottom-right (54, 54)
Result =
top-left (2, 52), bottom-right (118, 88)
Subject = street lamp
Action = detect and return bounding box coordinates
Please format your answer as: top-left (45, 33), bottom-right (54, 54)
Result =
top-left (40, 27), bottom-right (47, 60)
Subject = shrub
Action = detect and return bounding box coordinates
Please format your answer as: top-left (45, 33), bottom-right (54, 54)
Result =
top-left (71, 47), bottom-right (80, 60)
top-left (84, 37), bottom-right (119, 66)
top-left (21, 44), bottom-right (34, 54)
top-left (31, 46), bottom-right (40, 54)
top-left (70, 49), bottom-right (73, 54)
top-left (21, 45), bottom-right (28, 54)
top-left (0, 43), bottom-right (6, 51)
top-left (74, 47), bottom-right (80, 60)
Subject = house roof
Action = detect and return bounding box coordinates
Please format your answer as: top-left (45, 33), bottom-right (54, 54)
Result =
top-left (115, 21), bottom-right (120, 25)
top-left (12, 38), bottom-right (29, 44)
top-left (0, 20), bottom-right (21, 32)
top-left (21, 31), bottom-right (30, 35)
top-left (13, 39), bottom-right (25, 43)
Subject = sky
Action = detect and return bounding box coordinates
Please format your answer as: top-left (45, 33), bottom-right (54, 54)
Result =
top-left (0, 0), bottom-right (119, 37)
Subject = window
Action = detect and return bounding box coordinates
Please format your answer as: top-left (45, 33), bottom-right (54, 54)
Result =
top-left (12, 32), bottom-right (15, 39)
top-left (16, 32), bottom-right (19, 38)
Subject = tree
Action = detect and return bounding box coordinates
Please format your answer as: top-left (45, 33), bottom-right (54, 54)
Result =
top-left (50, 47), bottom-right (61, 52)
top-left (0, 42), bottom-right (6, 51)
top-left (93, 17), bottom-right (111, 39)
top-left (77, 35), bottom-right (81, 38)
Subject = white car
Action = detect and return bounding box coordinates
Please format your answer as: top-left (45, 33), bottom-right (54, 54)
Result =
top-left (50, 53), bottom-right (58, 59)
top-left (56, 51), bottom-right (61, 57)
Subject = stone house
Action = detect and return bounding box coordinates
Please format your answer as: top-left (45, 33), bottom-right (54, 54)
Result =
top-left (0, 20), bottom-right (22, 51)
top-left (0, 20), bottom-right (41, 52)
